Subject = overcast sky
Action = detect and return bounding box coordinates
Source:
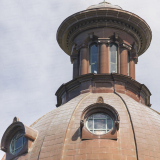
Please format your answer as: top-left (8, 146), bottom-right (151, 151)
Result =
top-left (0, 0), bottom-right (159, 158)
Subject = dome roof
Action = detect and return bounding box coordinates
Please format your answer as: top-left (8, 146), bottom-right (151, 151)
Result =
top-left (87, 1), bottom-right (122, 10)
top-left (2, 92), bottom-right (160, 160)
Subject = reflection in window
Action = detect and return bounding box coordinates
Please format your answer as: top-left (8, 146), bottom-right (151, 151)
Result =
top-left (10, 132), bottom-right (27, 155)
top-left (90, 44), bottom-right (98, 74)
top-left (110, 43), bottom-right (118, 73)
top-left (86, 113), bottom-right (113, 135)
top-left (127, 52), bottom-right (130, 76)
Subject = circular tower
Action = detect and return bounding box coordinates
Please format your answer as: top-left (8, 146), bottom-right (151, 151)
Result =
top-left (1, 1), bottom-right (160, 160)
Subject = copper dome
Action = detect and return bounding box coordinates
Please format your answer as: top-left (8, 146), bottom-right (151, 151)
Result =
top-left (2, 92), bottom-right (160, 160)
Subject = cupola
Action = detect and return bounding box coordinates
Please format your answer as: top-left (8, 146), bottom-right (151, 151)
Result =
top-left (57, 0), bottom-right (152, 80)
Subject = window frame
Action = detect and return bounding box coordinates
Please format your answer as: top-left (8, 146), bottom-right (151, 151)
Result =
top-left (80, 103), bottom-right (120, 140)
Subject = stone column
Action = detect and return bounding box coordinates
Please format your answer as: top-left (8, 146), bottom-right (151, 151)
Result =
top-left (129, 59), bottom-right (135, 80)
top-left (120, 48), bottom-right (128, 75)
top-left (73, 58), bottom-right (79, 79)
top-left (98, 38), bottom-right (110, 74)
top-left (120, 43), bottom-right (132, 76)
top-left (79, 45), bottom-right (88, 75)
top-left (99, 44), bottom-right (109, 74)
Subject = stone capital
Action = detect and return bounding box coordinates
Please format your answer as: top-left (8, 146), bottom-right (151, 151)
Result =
top-left (120, 43), bottom-right (132, 50)
top-left (98, 38), bottom-right (110, 44)
top-left (80, 43), bottom-right (88, 49)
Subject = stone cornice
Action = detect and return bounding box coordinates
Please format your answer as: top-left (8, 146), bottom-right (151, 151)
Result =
top-left (57, 8), bottom-right (152, 57)
top-left (55, 73), bottom-right (151, 107)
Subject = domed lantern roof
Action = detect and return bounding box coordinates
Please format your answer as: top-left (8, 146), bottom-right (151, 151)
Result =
top-left (87, 1), bottom-right (122, 10)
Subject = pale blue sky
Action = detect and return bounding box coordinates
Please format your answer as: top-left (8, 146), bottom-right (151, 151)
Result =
top-left (0, 0), bottom-right (159, 158)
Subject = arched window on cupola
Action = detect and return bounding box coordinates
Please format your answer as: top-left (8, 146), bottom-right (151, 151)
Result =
top-left (110, 43), bottom-right (118, 73)
top-left (90, 44), bottom-right (98, 74)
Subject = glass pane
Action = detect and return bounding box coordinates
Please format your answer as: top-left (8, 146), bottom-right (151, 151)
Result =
top-left (10, 132), bottom-right (27, 155)
top-left (90, 44), bottom-right (98, 73)
top-left (111, 63), bottom-right (117, 73)
top-left (94, 113), bottom-right (106, 119)
top-left (88, 115), bottom-right (93, 119)
top-left (15, 148), bottom-right (22, 154)
top-left (94, 130), bottom-right (106, 134)
top-left (16, 132), bottom-right (22, 139)
top-left (94, 119), bottom-right (106, 129)
top-left (110, 43), bottom-right (118, 73)
top-left (15, 136), bottom-right (23, 149)
top-left (87, 119), bottom-right (93, 130)
top-left (10, 140), bottom-right (15, 153)
top-left (111, 51), bottom-right (117, 63)
top-left (107, 118), bottom-right (113, 130)
top-left (91, 64), bottom-right (97, 74)
top-left (23, 137), bottom-right (27, 144)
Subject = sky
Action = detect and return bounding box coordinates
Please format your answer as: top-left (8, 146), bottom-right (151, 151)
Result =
top-left (0, 0), bottom-right (160, 158)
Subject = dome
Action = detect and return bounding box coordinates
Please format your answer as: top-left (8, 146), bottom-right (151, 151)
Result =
top-left (2, 93), bottom-right (160, 160)
top-left (87, 1), bottom-right (122, 10)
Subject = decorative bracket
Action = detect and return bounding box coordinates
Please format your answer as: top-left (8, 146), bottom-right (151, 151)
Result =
top-left (120, 43), bottom-right (132, 50)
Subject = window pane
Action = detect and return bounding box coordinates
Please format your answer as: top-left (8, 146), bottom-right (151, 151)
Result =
top-left (90, 44), bottom-right (98, 74)
top-left (87, 119), bottom-right (93, 130)
top-left (94, 119), bottom-right (106, 129)
top-left (107, 118), bottom-right (113, 130)
top-left (111, 51), bottom-right (117, 63)
top-left (23, 137), bottom-right (27, 144)
top-left (94, 113), bottom-right (106, 119)
top-left (15, 148), bottom-right (22, 154)
top-left (86, 113), bottom-right (113, 135)
top-left (111, 63), bottom-right (117, 73)
top-left (15, 136), bottom-right (23, 149)
top-left (110, 43), bottom-right (118, 73)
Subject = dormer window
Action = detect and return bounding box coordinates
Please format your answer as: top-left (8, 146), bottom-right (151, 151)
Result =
top-left (110, 43), bottom-right (118, 73)
top-left (90, 44), bottom-right (98, 74)
top-left (1, 117), bottom-right (38, 159)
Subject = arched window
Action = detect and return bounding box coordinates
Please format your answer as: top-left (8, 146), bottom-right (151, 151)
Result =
top-left (110, 43), bottom-right (118, 73)
top-left (90, 44), bottom-right (98, 74)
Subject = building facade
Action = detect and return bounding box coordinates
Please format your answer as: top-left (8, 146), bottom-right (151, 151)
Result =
top-left (1, 1), bottom-right (160, 160)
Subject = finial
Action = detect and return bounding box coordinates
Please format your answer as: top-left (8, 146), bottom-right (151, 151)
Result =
top-left (13, 117), bottom-right (19, 123)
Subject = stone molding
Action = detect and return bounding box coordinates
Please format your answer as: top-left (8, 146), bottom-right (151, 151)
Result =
top-left (55, 73), bottom-right (151, 107)
top-left (57, 8), bottom-right (152, 57)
